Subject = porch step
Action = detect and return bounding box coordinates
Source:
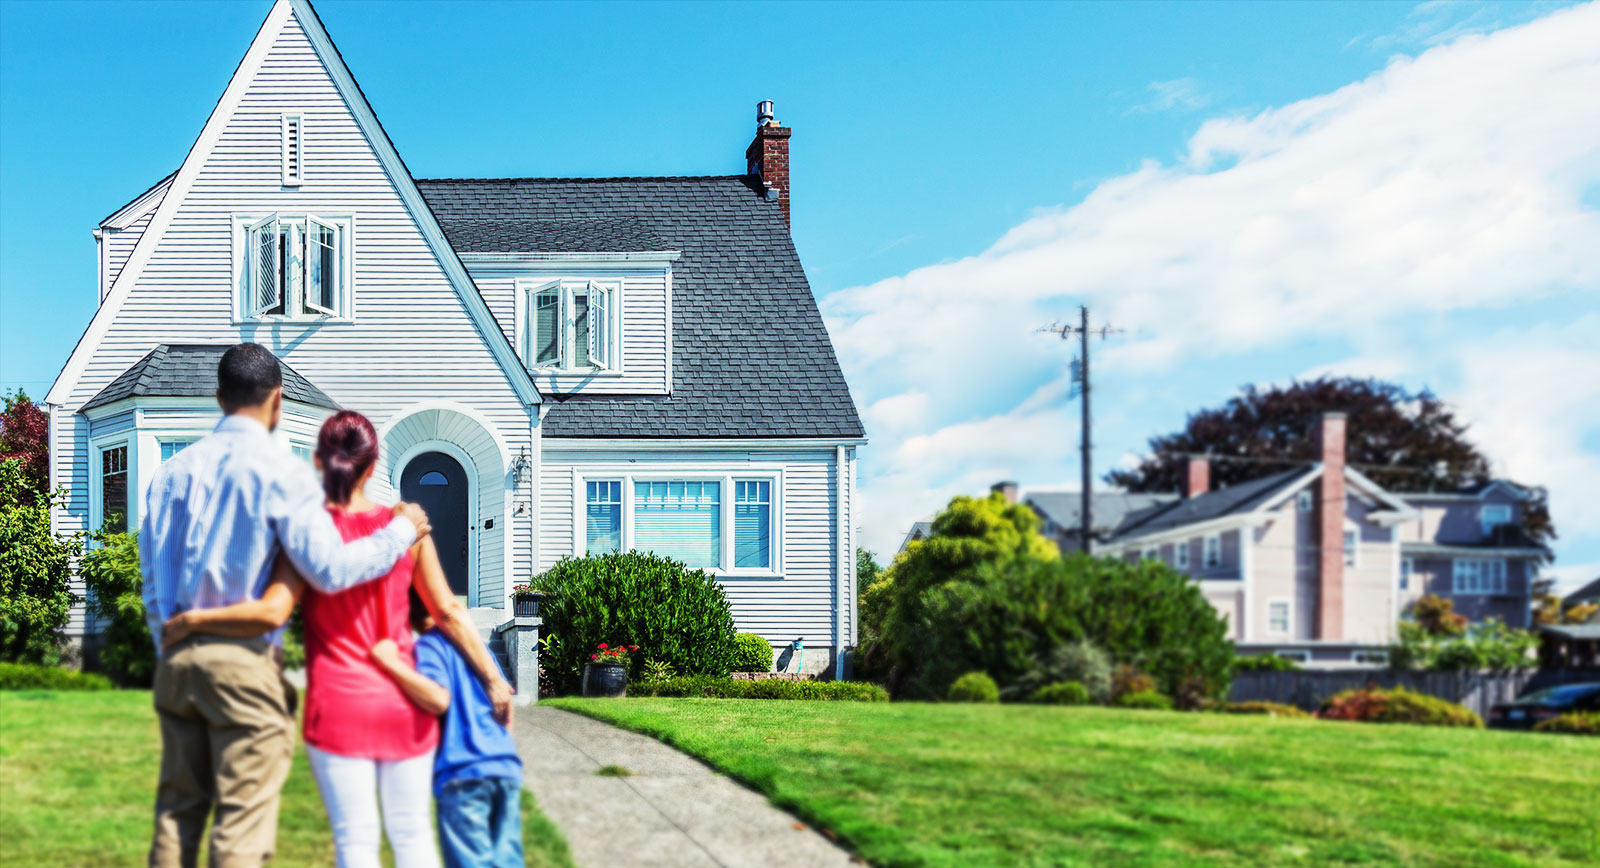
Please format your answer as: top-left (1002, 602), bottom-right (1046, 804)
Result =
top-left (470, 606), bottom-right (514, 680)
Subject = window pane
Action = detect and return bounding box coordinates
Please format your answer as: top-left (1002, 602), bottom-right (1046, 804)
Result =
top-left (586, 480), bottom-right (622, 556)
top-left (101, 446), bottom-right (128, 534)
top-left (534, 290), bottom-right (560, 365)
top-left (633, 480), bottom-right (720, 568)
top-left (571, 292), bottom-right (591, 367)
top-left (254, 221), bottom-right (281, 314)
top-left (291, 443), bottom-right (313, 464)
top-left (734, 480), bottom-right (771, 569)
top-left (307, 222), bottom-right (336, 313)
top-left (159, 440), bottom-right (195, 463)
top-left (1343, 530), bottom-right (1357, 566)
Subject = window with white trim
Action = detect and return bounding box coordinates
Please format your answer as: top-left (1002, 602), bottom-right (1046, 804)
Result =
top-left (290, 442), bottom-right (314, 465)
top-left (100, 444), bottom-right (129, 534)
top-left (1480, 504), bottom-right (1512, 537)
top-left (1203, 534), bottom-right (1221, 568)
top-left (242, 214), bottom-right (350, 319)
top-left (1453, 558), bottom-right (1507, 595)
top-left (579, 474), bottom-right (781, 574)
top-left (1297, 490), bottom-right (1313, 512)
top-left (523, 279), bottom-right (620, 372)
top-left (586, 481), bottom-right (623, 556)
top-left (1352, 650), bottom-right (1389, 666)
top-left (1174, 540), bottom-right (1190, 569)
top-left (1267, 599), bottom-right (1291, 635)
top-left (1399, 557), bottom-right (1413, 591)
top-left (159, 439), bottom-right (197, 463)
top-left (734, 481), bottom-right (772, 569)
top-left (634, 481), bottom-right (721, 569)
top-left (1343, 529), bottom-right (1358, 567)
top-left (282, 114), bottom-right (302, 185)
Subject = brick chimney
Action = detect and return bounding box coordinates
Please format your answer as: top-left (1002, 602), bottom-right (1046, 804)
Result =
top-left (1182, 457), bottom-right (1210, 498)
top-left (991, 481), bottom-right (1019, 505)
top-left (747, 99), bottom-right (792, 228)
top-left (1314, 412), bottom-right (1347, 640)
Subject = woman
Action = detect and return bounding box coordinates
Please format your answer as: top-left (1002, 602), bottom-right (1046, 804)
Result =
top-left (163, 411), bottom-right (501, 868)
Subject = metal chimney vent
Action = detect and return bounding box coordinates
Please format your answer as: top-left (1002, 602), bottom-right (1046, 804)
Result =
top-left (756, 100), bottom-right (775, 126)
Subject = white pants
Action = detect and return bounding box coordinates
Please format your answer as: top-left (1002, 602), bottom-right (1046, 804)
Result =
top-left (305, 743), bottom-right (441, 868)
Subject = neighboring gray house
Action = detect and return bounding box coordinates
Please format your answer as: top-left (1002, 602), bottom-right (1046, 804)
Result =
top-left (1098, 413), bottom-right (1546, 668)
top-left (47, 0), bottom-right (863, 677)
top-left (1020, 488), bottom-right (1176, 553)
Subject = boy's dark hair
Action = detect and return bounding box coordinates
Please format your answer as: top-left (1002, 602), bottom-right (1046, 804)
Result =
top-left (408, 586), bottom-right (430, 634)
top-left (217, 343), bottom-right (283, 411)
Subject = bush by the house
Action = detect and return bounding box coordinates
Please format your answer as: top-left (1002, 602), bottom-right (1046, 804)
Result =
top-left (630, 675), bottom-right (888, 702)
top-left (1391, 617), bottom-right (1537, 671)
top-left (730, 632), bottom-right (774, 673)
top-left (1233, 653), bottom-right (1302, 673)
top-left (1029, 680), bottom-right (1090, 706)
top-left (1110, 664), bottom-right (1156, 701)
top-left (535, 551), bottom-right (737, 693)
top-left (1318, 686), bottom-right (1483, 728)
top-left (80, 528), bottom-right (155, 687)
top-left (947, 671), bottom-right (1000, 704)
top-left (1532, 711), bottom-right (1599, 736)
top-left (0, 460), bottom-right (78, 665)
top-left (1113, 689), bottom-right (1174, 710)
top-left (1014, 639), bottom-right (1112, 703)
top-left (1221, 701), bottom-right (1312, 719)
top-left (0, 662), bottom-right (113, 691)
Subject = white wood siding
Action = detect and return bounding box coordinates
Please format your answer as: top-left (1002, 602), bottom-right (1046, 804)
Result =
top-left (52, 13), bottom-right (533, 636)
top-left (539, 445), bottom-right (845, 647)
top-left (102, 209), bottom-right (157, 301)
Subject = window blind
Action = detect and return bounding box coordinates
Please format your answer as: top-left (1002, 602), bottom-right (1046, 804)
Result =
top-left (734, 480), bottom-right (771, 568)
top-left (633, 481), bottom-right (720, 568)
top-left (586, 480), bottom-right (623, 556)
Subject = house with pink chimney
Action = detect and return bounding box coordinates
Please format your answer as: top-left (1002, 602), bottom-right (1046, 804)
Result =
top-left (1096, 414), bottom-right (1546, 667)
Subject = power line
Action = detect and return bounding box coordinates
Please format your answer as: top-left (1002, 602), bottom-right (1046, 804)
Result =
top-left (1038, 306), bottom-right (1126, 553)
top-left (1152, 450), bottom-right (1441, 476)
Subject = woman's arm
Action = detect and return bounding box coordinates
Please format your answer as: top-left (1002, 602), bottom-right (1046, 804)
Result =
top-left (411, 536), bottom-right (515, 725)
top-left (370, 638), bottom-right (450, 716)
top-left (162, 553), bottom-right (307, 649)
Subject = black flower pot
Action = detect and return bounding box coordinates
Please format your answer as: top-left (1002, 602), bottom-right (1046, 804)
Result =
top-left (513, 592), bottom-right (543, 618)
top-left (582, 662), bottom-right (628, 698)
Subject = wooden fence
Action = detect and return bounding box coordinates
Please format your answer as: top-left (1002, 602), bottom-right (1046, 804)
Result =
top-left (1229, 669), bottom-right (1597, 718)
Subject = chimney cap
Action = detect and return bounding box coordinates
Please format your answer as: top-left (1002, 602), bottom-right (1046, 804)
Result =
top-left (756, 99), bottom-right (775, 126)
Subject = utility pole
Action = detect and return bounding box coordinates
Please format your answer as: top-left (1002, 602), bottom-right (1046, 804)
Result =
top-left (1039, 306), bottom-right (1124, 553)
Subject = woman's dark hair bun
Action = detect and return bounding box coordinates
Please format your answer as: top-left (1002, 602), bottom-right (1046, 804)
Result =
top-left (316, 411), bottom-right (380, 505)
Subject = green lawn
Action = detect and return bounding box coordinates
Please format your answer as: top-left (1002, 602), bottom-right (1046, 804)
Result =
top-left (0, 690), bottom-right (573, 868)
top-left (550, 698), bottom-right (1600, 868)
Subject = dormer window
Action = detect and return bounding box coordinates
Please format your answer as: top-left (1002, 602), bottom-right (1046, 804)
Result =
top-left (1480, 504), bottom-right (1512, 537)
top-left (239, 214), bottom-right (351, 320)
top-left (521, 279), bottom-right (619, 372)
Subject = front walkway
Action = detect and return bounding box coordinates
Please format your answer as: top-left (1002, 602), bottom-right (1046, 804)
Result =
top-left (517, 706), bottom-right (860, 868)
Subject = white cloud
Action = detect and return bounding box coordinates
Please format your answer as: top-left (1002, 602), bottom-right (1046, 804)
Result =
top-left (830, 3), bottom-right (1600, 557)
top-left (1128, 77), bottom-right (1211, 114)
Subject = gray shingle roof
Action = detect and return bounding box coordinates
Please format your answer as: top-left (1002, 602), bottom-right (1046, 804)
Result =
top-left (80, 344), bottom-right (339, 413)
top-left (1111, 467), bottom-right (1308, 540)
top-left (1565, 577), bottom-right (1600, 606)
top-left (416, 176), bottom-right (863, 439)
top-left (1026, 492), bottom-right (1177, 537)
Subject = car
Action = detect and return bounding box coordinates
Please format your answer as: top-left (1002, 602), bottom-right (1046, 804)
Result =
top-left (1488, 682), bottom-right (1600, 730)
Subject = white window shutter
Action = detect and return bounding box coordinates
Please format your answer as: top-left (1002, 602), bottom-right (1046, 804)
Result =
top-left (303, 215), bottom-right (338, 316)
top-left (247, 214), bottom-right (281, 317)
top-left (588, 281), bottom-right (611, 370)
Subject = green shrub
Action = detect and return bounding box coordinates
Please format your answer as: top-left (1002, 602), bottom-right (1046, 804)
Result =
top-left (947, 671), bottom-right (1000, 704)
top-left (1391, 617), bottom-right (1536, 671)
top-left (535, 551), bottom-right (737, 694)
top-left (1533, 711), bottom-right (1600, 735)
top-left (0, 460), bottom-right (78, 664)
top-left (1318, 687), bottom-right (1482, 728)
top-left (629, 675), bottom-right (888, 702)
top-left (1014, 640), bottom-right (1112, 703)
top-left (1113, 689), bottom-right (1174, 710)
top-left (1030, 680), bottom-right (1090, 705)
top-left (0, 662), bottom-right (113, 691)
top-left (80, 529), bottom-right (154, 687)
top-left (730, 633), bottom-right (774, 673)
top-left (1110, 664), bottom-right (1156, 700)
top-left (1221, 701), bottom-right (1312, 719)
top-left (1233, 653), bottom-right (1302, 672)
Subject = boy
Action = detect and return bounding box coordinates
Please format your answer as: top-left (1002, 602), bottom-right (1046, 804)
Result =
top-left (372, 592), bottom-right (524, 868)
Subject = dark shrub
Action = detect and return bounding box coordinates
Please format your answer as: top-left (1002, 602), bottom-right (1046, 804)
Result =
top-left (536, 552), bottom-right (737, 693)
top-left (0, 662), bottom-right (113, 691)
top-left (1318, 687), bottom-right (1482, 728)
top-left (1110, 664), bottom-right (1156, 701)
top-left (1030, 680), bottom-right (1090, 705)
top-left (1014, 640), bottom-right (1111, 703)
top-left (1113, 689), bottom-right (1174, 711)
top-left (731, 632), bottom-right (774, 673)
top-left (947, 671), bottom-right (1000, 704)
top-left (1533, 711), bottom-right (1599, 735)
top-left (1233, 653), bottom-right (1302, 672)
top-left (1222, 701), bottom-right (1312, 719)
top-left (630, 675), bottom-right (888, 702)
top-left (80, 529), bottom-right (154, 687)
top-left (0, 460), bottom-right (77, 664)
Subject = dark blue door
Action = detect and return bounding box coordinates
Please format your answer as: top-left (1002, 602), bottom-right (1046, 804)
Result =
top-left (400, 451), bottom-right (470, 598)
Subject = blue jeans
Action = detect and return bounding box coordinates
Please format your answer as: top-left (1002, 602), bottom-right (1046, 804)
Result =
top-left (436, 776), bottom-right (523, 868)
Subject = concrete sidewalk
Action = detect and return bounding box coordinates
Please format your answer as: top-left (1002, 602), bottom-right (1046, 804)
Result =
top-left (517, 705), bottom-right (861, 868)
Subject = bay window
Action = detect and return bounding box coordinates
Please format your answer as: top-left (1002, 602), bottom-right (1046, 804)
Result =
top-left (579, 474), bottom-right (780, 574)
top-left (241, 213), bottom-right (350, 319)
top-left (99, 444), bottom-right (129, 534)
top-left (523, 279), bottom-right (619, 372)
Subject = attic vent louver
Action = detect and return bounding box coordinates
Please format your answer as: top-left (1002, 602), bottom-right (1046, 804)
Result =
top-left (282, 114), bottom-right (302, 186)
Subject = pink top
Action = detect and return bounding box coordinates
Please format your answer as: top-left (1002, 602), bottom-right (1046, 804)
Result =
top-left (301, 505), bottom-right (438, 760)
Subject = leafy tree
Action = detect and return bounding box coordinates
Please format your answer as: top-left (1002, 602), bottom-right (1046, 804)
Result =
top-left (0, 459), bottom-right (77, 663)
top-left (81, 528), bottom-right (154, 686)
top-left (0, 390), bottom-right (49, 505)
top-left (1107, 377), bottom-right (1553, 557)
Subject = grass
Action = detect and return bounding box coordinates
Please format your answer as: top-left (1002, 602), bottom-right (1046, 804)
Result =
top-left (594, 764), bottom-right (634, 777)
top-left (0, 690), bottom-right (574, 868)
top-left (550, 698), bottom-right (1600, 868)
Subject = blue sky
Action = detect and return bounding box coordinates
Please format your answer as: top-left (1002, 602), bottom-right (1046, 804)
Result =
top-left (2, 1), bottom-right (1597, 588)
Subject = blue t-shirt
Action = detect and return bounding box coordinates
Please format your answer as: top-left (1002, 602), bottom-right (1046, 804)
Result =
top-left (413, 628), bottom-right (524, 794)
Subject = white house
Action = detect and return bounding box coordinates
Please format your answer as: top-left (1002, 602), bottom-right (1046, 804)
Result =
top-left (46, 0), bottom-right (864, 677)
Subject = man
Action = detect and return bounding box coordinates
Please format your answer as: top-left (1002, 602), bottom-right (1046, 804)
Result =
top-left (140, 343), bottom-right (430, 868)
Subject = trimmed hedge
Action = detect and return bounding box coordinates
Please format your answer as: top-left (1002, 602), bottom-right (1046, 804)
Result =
top-left (1112, 689), bottom-right (1174, 710)
top-left (1533, 711), bottom-right (1599, 736)
top-left (1318, 686), bottom-right (1483, 728)
top-left (730, 633), bottom-right (775, 673)
top-left (947, 671), bottom-right (1000, 704)
top-left (1030, 680), bottom-right (1090, 706)
top-left (0, 662), bottom-right (113, 691)
top-left (1221, 701), bottom-right (1312, 719)
top-left (630, 675), bottom-right (888, 702)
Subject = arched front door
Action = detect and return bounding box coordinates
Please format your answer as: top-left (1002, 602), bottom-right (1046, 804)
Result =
top-left (400, 451), bottom-right (470, 599)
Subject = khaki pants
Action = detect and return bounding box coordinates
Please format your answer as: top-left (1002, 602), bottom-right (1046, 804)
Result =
top-left (150, 636), bottom-right (297, 868)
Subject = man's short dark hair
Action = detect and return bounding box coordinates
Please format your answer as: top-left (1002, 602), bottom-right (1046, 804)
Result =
top-left (217, 343), bottom-right (283, 411)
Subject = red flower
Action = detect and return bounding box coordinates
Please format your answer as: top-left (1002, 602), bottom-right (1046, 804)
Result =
top-left (628, 645), bottom-right (638, 652)
top-left (598, 643), bottom-right (608, 650)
